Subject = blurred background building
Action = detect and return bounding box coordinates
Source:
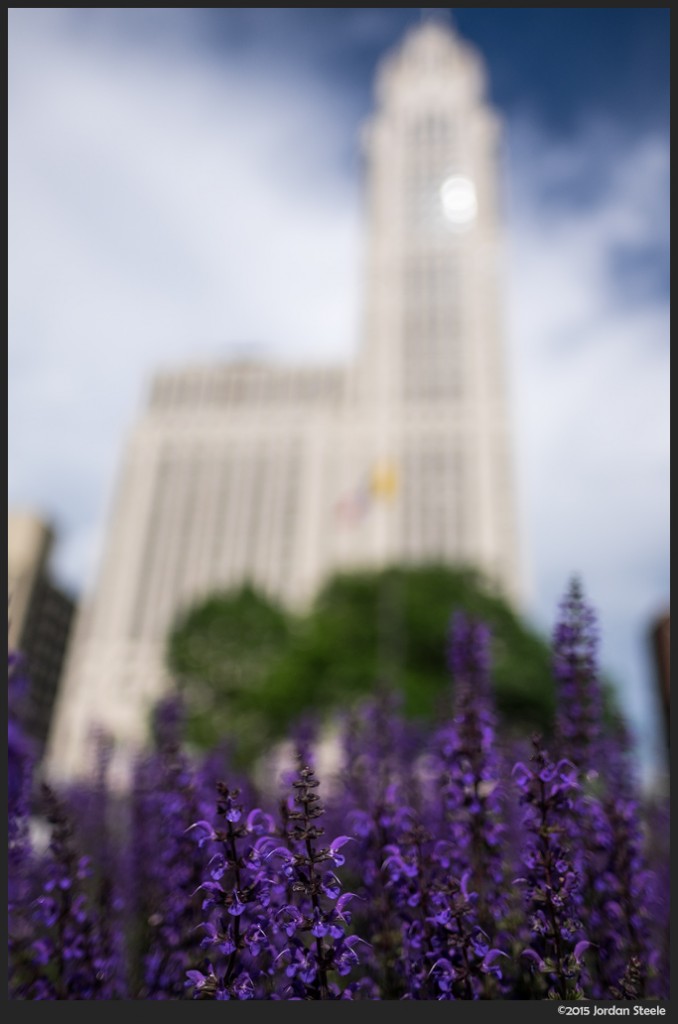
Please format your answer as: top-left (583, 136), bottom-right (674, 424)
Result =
top-left (649, 610), bottom-right (669, 749)
top-left (47, 18), bottom-right (519, 779)
top-left (8, 511), bottom-right (75, 755)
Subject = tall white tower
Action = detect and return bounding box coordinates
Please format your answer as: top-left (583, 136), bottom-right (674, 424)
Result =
top-left (46, 16), bottom-right (520, 781)
top-left (356, 17), bottom-right (519, 588)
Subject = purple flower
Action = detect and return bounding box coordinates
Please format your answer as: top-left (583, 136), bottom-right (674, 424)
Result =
top-left (185, 820), bottom-right (217, 848)
top-left (553, 579), bottom-right (603, 777)
top-left (6, 586), bottom-right (669, 1002)
top-left (480, 949), bottom-right (509, 979)
top-left (327, 836), bottom-right (354, 867)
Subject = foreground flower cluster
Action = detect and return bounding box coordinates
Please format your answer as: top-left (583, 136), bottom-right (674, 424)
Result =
top-left (8, 581), bottom-right (669, 999)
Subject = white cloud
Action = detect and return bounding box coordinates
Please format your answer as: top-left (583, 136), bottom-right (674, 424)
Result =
top-left (9, 10), bottom-right (362, 589)
top-left (504, 120), bottom-right (669, 777)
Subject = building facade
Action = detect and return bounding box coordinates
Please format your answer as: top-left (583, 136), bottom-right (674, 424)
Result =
top-left (8, 512), bottom-right (75, 754)
top-left (47, 18), bottom-right (520, 780)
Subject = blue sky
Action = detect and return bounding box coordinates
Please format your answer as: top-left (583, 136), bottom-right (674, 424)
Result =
top-left (8, 9), bottom-right (669, 779)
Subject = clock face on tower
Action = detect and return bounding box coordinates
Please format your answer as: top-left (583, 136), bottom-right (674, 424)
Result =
top-left (440, 175), bottom-right (477, 227)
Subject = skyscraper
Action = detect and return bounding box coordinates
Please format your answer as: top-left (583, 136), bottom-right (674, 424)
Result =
top-left (47, 17), bottom-right (520, 781)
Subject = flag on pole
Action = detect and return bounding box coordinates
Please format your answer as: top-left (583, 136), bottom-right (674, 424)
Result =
top-left (370, 460), bottom-right (398, 501)
top-left (334, 460), bottom-right (398, 527)
top-left (333, 482), bottom-right (371, 526)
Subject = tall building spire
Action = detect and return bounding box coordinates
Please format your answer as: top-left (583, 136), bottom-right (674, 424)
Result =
top-left (420, 7), bottom-right (453, 25)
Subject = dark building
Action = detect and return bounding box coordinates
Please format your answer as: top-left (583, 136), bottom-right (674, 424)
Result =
top-left (8, 512), bottom-right (75, 755)
top-left (650, 610), bottom-right (670, 748)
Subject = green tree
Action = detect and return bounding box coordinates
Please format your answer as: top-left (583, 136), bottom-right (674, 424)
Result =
top-left (167, 584), bottom-right (291, 757)
top-left (166, 565), bottom-right (558, 764)
top-left (259, 565), bottom-right (555, 734)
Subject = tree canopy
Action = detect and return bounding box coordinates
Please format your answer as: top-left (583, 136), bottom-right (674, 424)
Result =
top-left (167, 565), bottom-right (557, 763)
top-left (167, 583), bottom-right (291, 755)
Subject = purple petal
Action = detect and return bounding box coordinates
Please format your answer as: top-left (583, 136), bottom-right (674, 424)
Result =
top-left (265, 845), bottom-right (295, 862)
top-left (336, 892), bottom-right (359, 915)
top-left (330, 835), bottom-right (354, 853)
top-left (512, 761), bottom-right (532, 782)
top-left (521, 948), bottom-right (546, 970)
top-left (185, 821), bottom-right (217, 847)
top-left (328, 835), bottom-right (355, 866)
top-left (246, 808), bottom-right (274, 835)
top-left (482, 949), bottom-right (509, 968)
